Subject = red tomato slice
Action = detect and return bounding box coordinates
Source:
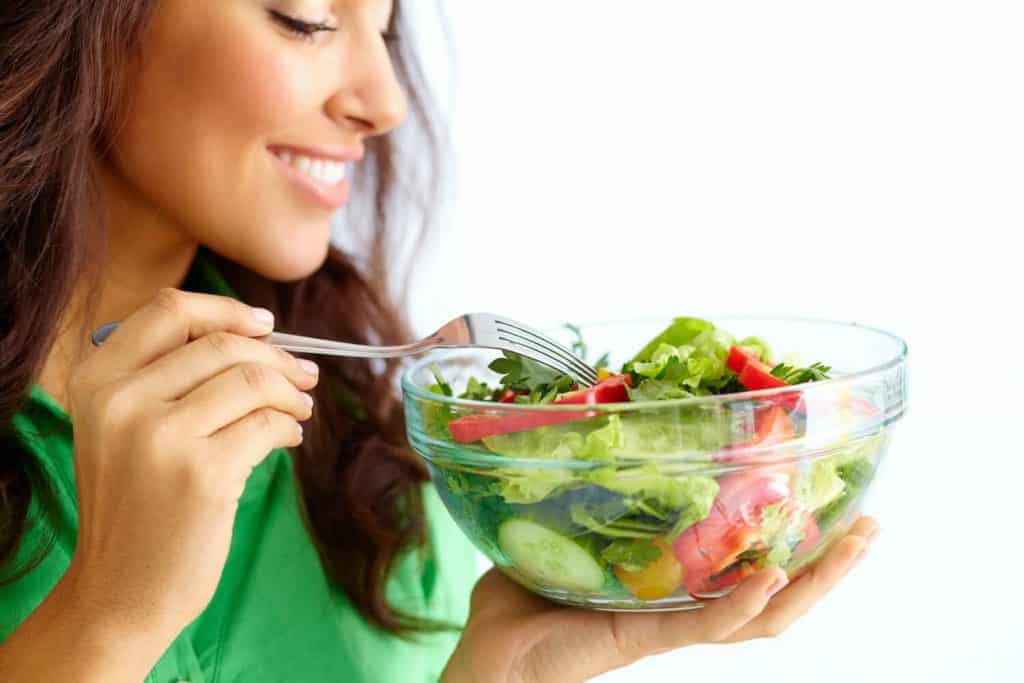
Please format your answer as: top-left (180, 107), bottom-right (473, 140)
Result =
top-left (796, 513), bottom-right (820, 554)
top-left (738, 359), bottom-right (789, 391)
top-left (755, 405), bottom-right (796, 444)
top-left (727, 345), bottom-right (761, 374)
top-left (735, 355), bottom-right (805, 412)
top-left (714, 406), bottom-right (796, 465)
top-left (674, 469), bottom-right (791, 595)
top-left (447, 374), bottom-right (633, 443)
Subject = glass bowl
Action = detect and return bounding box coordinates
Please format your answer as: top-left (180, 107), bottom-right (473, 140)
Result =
top-left (401, 317), bottom-right (907, 611)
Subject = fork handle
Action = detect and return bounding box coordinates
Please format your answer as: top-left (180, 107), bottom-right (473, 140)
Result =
top-left (263, 331), bottom-right (441, 359)
top-left (90, 322), bottom-right (443, 359)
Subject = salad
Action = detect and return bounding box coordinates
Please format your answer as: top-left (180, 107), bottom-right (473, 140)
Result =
top-left (420, 317), bottom-right (883, 603)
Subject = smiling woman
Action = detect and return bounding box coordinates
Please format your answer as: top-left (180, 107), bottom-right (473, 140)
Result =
top-left (0, 1), bottom-right (879, 681)
top-left (0, 0), bottom-right (475, 680)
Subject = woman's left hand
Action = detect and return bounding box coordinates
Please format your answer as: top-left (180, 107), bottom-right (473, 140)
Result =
top-left (443, 516), bottom-right (878, 683)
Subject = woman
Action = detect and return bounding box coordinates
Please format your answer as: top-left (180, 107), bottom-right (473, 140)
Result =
top-left (0, 1), bottom-right (878, 681)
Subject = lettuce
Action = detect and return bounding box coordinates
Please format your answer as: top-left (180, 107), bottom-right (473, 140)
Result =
top-left (759, 504), bottom-right (806, 566)
top-left (737, 336), bottom-right (773, 363)
top-left (630, 318), bottom-right (715, 364)
top-left (495, 467), bottom-right (579, 504)
top-left (585, 464), bottom-right (718, 534)
top-left (627, 323), bottom-right (739, 399)
top-left (483, 417), bottom-right (625, 502)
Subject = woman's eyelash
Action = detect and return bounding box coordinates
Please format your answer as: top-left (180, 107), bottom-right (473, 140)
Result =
top-left (269, 10), bottom-right (337, 38)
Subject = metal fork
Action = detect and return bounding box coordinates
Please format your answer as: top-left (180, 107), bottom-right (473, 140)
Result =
top-left (91, 312), bottom-right (599, 387)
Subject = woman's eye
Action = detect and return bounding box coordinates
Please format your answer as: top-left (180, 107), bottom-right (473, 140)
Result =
top-left (268, 9), bottom-right (337, 39)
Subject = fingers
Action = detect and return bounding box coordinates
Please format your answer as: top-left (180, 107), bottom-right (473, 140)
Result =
top-left (720, 516), bottom-right (879, 643)
top-left (135, 331), bottom-right (319, 401)
top-left (208, 407), bottom-right (304, 473)
top-left (685, 566), bottom-right (789, 643)
top-left (605, 565), bottom-right (786, 664)
top-left (605, 516), bottom-right (879, 664)
top-left (172, 363), bottom-right (314, 437)
top-left (98, 289), bottom-right (275, 373)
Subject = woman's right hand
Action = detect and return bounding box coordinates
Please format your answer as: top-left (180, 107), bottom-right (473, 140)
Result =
top-left (61, 289), bottom-right (319, 663)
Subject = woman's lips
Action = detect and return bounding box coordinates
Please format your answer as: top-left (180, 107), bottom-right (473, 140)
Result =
top-left (269, 146), bottom-right (354, 211)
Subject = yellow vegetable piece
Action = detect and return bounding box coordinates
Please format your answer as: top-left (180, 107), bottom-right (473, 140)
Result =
top-left (613, 537), bottom-right (685, 602)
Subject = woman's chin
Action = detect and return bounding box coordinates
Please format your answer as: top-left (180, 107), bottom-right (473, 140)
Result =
top-left (242, 231), bottom-right (332, 282)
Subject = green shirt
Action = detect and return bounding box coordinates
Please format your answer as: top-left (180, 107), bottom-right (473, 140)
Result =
top-left (1, 253), bottom-right (478, 682)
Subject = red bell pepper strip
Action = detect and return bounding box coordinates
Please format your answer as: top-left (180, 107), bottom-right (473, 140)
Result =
top-left (447, 374), bottom-right (633, 443)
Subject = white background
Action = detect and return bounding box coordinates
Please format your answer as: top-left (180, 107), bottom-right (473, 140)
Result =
top-left (394, 2), bottom-right (1023, 681)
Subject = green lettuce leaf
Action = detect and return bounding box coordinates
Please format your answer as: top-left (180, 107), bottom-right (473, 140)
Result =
top-left (627, 379), bottom-right (694, 401)
top-left (630, 318), bottom-right (715, 364)
top-left (737, 336), bottom-right (773, 363)
top-left (494, 467), bottom-right (578, 504)
top-left (585, 464), bottom-right (718, 534)
top-left (759, 504), bottom-right (806, 566)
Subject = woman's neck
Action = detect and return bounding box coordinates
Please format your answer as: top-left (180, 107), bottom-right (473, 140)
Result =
top-left (37, 164), bottom-right (200, 410)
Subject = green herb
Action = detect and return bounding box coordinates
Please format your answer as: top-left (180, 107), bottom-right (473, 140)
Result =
top-left (429, 364), bottom-right (453, 396)
top-left (564, 323), bottom-right (589, 361)
top-left (770, 362), bottom-right (832, 384)
top-left (488, 351), bottom-right (575, 397)
top-left (459, 376), bottom-right (493, 401)
top-left (600, 538), bottom-right (663, 572)
top-left (564, 322), bottom-right (611, 370)
top-left (570, 504), bottom-right (664, 539)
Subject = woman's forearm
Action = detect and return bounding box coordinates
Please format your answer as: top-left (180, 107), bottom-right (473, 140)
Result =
top-left (0, 564), bottom-right (174, 681)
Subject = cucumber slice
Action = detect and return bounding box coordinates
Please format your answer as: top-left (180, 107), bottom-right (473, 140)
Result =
top-left (497, 518), bottom-right (606, 593)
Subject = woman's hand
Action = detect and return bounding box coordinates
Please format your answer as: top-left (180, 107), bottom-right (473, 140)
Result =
top-left (34, 289), bottom-right (318, 678)
top-left (444, 516), bottom-right (878, 683)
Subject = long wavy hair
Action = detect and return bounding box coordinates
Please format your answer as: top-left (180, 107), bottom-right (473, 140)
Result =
top-left (0, 0), bottom-right (445, 634)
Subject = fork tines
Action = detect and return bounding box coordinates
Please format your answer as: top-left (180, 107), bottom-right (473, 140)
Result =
top-left (493, 318), bottom-right (599, 386)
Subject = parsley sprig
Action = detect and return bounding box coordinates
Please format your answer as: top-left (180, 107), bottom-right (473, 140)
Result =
top-left (770, 362), bottom-right (832, 384)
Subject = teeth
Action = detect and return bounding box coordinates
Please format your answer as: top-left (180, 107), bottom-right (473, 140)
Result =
top-left (275, 150), bottom-right (346, 185)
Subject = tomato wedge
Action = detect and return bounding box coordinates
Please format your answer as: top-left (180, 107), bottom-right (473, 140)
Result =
top-left (497, 389), bottom-right (520, 403)
top-left (714, 406), bottom-right (796, 465)
top-left (727, 345), bottom-right (761, 374)
top-left (729, 347), bottom-right (807, 412)
top-left (673, 469), bottom-right (791, 596)
top-left (737, 358), bottom-right (788, 391)
top-left (447, 374), bottom-right (633, 443)
top-left (796, 514), bottom-right (820, 554)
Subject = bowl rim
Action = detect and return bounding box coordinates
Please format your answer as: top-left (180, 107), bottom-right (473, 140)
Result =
top-left (400, 314), bottom-right (908, 412)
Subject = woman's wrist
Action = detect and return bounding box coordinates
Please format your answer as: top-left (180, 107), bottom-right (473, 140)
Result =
top-left (0, 562), bottom-right (177, 681)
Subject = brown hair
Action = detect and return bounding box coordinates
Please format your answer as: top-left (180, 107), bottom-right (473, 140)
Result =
top-left (0, 0), bottom-right (445, 634)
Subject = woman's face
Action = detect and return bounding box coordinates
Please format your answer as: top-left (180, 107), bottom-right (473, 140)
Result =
top-left (107, 0), bottom-right (405, 280)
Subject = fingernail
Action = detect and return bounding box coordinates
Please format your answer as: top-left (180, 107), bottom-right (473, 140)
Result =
top-left (298, 359), bottom-right (319, 377)
top-left (252, 307), bottom-right (275, 327)
top-left (850, 546), bottom-right (868, 570)
top-left (765, 573), bottom-right (789, 598)
top-left (297, 423), bottom-right (304, 439)
top-left (865, 525), bottom-right (880, 543)
top-left (301, 392), bottom-right (314, 408)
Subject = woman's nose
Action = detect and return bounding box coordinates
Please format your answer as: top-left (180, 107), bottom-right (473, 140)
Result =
top-left (325, 37), bottom-right (408, 137)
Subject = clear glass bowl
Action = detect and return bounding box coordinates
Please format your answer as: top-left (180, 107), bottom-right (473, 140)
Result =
top-left (402, 317), bottom-right (908, 611)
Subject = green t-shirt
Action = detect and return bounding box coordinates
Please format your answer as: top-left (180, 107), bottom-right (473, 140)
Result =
top-left (0, 252), bottom-right (478, 682)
